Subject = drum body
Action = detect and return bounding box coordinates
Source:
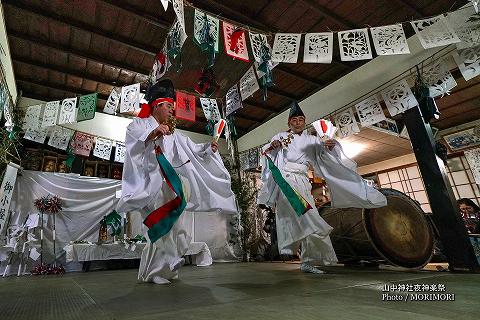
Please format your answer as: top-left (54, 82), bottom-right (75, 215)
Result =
top-left (319, 188), bottom-right (434, 269)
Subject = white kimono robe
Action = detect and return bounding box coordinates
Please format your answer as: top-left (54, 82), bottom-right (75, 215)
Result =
top-left (258, 131), bottom-right (387, 265)
top-left (117, 116), bottom-right (237, 284)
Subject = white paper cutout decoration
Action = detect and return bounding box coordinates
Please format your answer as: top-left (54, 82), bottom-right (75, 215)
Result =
top-left (423, 61), bottom-right (457, 98)
top-left (465, 148), bottom-right (480, 184)
top-left (225, 85), bottom-right (243, 117)
top-left (453, 45), bottom-right (480, 81)
top-left (222, 21), bottom-right (249, 62)
top-left (58, 98), bottom-right (77, 124)
top-left (22, 105), bottom-right (42, 130)
top-left (114, 142), bottom-right (126, 163)
top-left (335, 108), bottom-right (360, 138)
top-left (200, 98), bottom-right (221, 122)
top-left (172, 0), bottom-right (185, 32)
top-left (381, 79), bottom-right (419, 117)
top-left (338, 28), bottom-right (373, 61)
top-left (303, 32), bottom-right (333, 63)
top-left (411, 15), bottom-right (460, 49)
top-left (150, 51), bottom-right (169, 85)
top-left (24, 121), bottom-right (49, 144)
top-left (271, 33), bottom-right (301, 63)
top-left (160, 0), bottom-right (169, 11)
top-left (48, 126), bottom-right (74, 150)
top-left (3, 97), bottom-right (13, 128)
top-left (447, 7), bottom-right (480, 50)
top-left (249, 32), bottom-right (270, 63)
top-left (120, 83), bottom-right (140, 113)
top-left (93, 137), bottom-right (113, 160)
top-left (370, 24), bottom-right (410, 55)
top-left (168, 20), bottom-right (188, 58)
top-left (41, 101), bottom-right (60, 127)
top-left (103, 89), bottom-right (120, 115)
top-left (355, 95), bottom-right (387, 127)
top-left (194, 9), bottom-right (220, 52)
top-left (239, 66), bottom-right (260, 101)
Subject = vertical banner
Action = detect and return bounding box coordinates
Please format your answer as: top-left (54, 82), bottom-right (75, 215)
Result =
top-left (175, 91), bottom-right (196, 122)
top-left (114, 142), bottom-right (126, 163)
top-left (0, 163), bottom-right (19, 241)
top-left (72, 132), bottom-right (94, 157)
top-left (120, 83), bottom-right (140, 113)
top-left (58, 97), bottom-right (78, 124)
top-left (77, 93), bottom-right (97, 122)
top-left (222, 21), bottom-right (249, 61)
top-left (42, 101), bottom-right (60, 127)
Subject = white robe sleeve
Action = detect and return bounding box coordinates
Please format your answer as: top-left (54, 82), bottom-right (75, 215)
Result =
top-left (311, 138), bottom-right (387, 209)
top-left (173, 133), bottom-right (238, 215)
top-left (116, 118), bottom-right (158, 213)
top-left (257, 133), bottom-right (284, 207)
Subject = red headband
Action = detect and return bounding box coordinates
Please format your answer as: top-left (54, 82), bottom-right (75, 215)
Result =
top-left (137, 98), bottom-right (175, 118)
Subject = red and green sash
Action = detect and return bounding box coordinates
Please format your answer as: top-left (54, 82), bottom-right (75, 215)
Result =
top-left (143, 146), bottom-right (187, 243)
top-left (266, 155), bottom-right (312, 216)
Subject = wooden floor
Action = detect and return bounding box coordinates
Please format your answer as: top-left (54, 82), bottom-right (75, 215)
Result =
top-left (0, 262), bottom-right (478, 320)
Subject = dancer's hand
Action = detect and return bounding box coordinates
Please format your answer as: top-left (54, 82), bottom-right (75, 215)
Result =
top-left (324, 139), bottom-right (337, 150)
top-left (211, 141), bottom-right (218, 153)
top-left (147, 124), bottom-right (170, 141)
top-left (156, 124), bottom-right (171, 136)
top-left (270, 140), bottom-right (282, 149)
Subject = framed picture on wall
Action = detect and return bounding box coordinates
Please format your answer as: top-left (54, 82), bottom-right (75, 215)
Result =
top-left (370, 118), bottom-right (399, 136)
top-left (443, 127), bottom-right (480, 152)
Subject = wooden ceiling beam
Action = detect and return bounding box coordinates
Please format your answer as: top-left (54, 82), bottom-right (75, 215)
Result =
top-left (13, 56), bottom-right (120, 88)
top-left (438, 95), bottom-right (480, 113)
top-left (7, 30), bottom-right (150, 76)
top-left (97, 0), bottom-right (171, 30)
top-left (3, 0), bottom-right (161, 56)
top-left (17, 77), bottom-right (110, 100)
top-left (299, 0), bottom-right (356, 29)
top-left (268, 87), bottom-right (301, 101)
top-left (275, 66), bottom-right (325, 87)
top-left (243, 100), bottom-right (277, 113)
top-left (390, 0), bottom-right (424, 18)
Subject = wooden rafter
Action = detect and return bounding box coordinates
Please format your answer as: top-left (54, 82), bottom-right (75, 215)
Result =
top-left (8, 30), bottom-right (150, 75)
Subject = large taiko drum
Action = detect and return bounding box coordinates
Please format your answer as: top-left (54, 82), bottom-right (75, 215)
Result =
top-left (318, 188), bottom-right (434, 269)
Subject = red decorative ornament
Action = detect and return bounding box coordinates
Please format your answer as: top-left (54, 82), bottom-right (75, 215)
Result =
top-left (229, 29), bottom-right (244, 53)
top-left (194, 68), bottom-right (219, 97)
top-left (175, 91), bottom-right (196, 122)
top-left (31, 263), bottom-right (65, 275)
top-left (34, 195), bottom-right (63, 214)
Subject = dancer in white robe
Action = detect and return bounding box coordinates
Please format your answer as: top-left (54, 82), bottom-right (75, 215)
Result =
top-left (117, 79), bottom-right (237, 284)
top-left (258, 102), bottom-right (387, 274)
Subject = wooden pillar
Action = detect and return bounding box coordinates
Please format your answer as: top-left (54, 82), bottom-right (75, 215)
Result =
top-left (403, 106), bottom-right (479, 272)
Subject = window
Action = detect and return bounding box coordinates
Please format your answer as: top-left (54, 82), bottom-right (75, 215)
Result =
top-left (376, 164), bottom-right (431, 213)
top-left (446, 155), bottom-right (480, 206)
top-left (373, 155), bottom-right (480, 213)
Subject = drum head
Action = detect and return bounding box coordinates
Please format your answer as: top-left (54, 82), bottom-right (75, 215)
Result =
top-left (363, 189), bottom-right (434, 269)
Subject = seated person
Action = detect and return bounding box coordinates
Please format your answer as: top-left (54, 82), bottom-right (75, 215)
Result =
top-left (457, 198), bottom-right (480, 234)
